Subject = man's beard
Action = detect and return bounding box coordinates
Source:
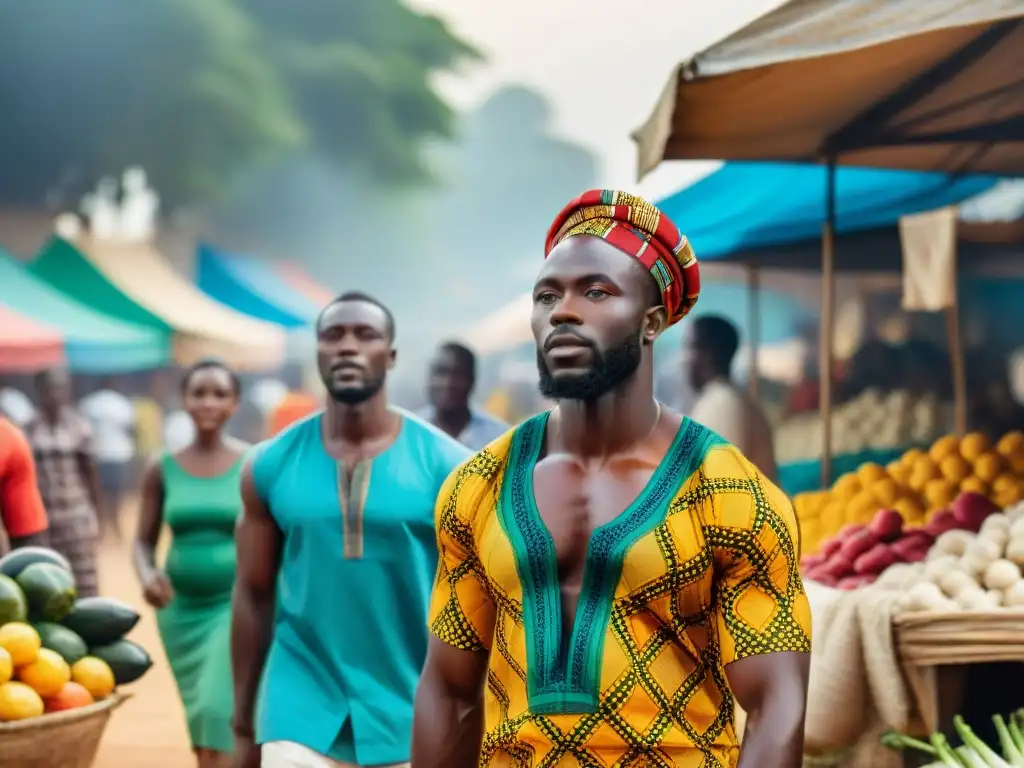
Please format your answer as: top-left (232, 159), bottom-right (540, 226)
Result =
top-left (325, 373), bottom-right (387, 405)
top-left (537, 332), bottom-right (642, 401)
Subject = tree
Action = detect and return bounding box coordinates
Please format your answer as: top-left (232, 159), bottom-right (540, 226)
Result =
top-left (0, 0), bottom-right (476, 210)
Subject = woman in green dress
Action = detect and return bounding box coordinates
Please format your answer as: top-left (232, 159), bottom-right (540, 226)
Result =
top-left (132, 358), bottom-right (247, 768)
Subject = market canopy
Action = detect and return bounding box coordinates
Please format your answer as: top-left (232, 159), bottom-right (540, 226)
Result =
top-left (634, 1), bottom-right (1024, 177)
top-left (0, 252), bottom-right (169, 372)
top-left (0, 304), bottom-right (63, 373)
top-left (30, 237), bottom-right (285, 371)
top-left (196, 244), bottom-right (320, 328)
top-left (275, 263), bottom-right (334, 307)
top-left (657, 162), bottom-right (999, 261)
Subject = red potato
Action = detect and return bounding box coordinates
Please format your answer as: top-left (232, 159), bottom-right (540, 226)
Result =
top-left (837, 574), bottom-right (876, 590)
top-left (801, 554), bottom-right (827, 570)
top-left (952, 492), bottom-right (999, 532)
top-left (890, 535), bottom-right (932, 563)
top-left (837, 524), bottom-right (866, 541)
top-left (838, 529), bottom-right (880, 564)
top-left (810, 571), bottom-right (839, 587)
top-left (821, 555), bottom-right (855, 580)
top-left (868, 509), bottom-right (904, 543)
top-left (853, 543), bottom-right (899, 575)
top-left (923, 509), bottom-right (960, 538)
top-left (819, 537), bottom-right (843, 559)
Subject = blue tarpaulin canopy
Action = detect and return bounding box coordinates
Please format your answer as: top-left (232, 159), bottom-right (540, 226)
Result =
top-left (196, 244), bottom-right (319, 328)
top-left (656, 163), bottom-right (1000, 262)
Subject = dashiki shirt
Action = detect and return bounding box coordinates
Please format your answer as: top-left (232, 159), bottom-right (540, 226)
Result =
top-left (429, 412), bottom-right (811, 767)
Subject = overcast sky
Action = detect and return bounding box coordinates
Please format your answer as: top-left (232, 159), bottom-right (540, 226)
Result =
top-left (407, 0), bottom-right (782, 198)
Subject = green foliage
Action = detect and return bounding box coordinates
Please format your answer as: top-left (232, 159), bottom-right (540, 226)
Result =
top-left (0, 0), bottom-right (477, 208)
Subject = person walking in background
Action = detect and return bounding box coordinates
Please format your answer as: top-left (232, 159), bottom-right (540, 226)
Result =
top-left (0, 379), bottom-right (35, 427)
top-left (0, 416), bottom-right (50, 554)
top-left (133, 358), bottom-right (248, 768)
top-left (683, 315), bottom-right (779, 482)
top-left (79, 377), bottom-right (136, 542)
top-left (231, 292), bottom-right (469, 768)
top-left (266, 387), bottom-right (319, 438)
top-left (25, 368), bottom-right (102, 596)
top-left (418, 341), bottom-right (508, 449)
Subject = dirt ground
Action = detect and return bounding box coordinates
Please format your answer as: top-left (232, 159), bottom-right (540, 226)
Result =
top-left (93, 536), bottom-right (193, 767)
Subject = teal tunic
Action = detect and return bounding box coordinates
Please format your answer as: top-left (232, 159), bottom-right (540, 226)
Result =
top-left (156, 452), bottom-right (244, 754)
top-left (251, 410), bottom-right (470, 766)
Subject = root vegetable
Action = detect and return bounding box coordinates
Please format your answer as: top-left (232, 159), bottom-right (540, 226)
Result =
top-left (924, 555), bottom-right (960, 580)
top-left (839, 529), bottom-right (880, 563)
top-left (936, 569), bottom-right (975, 598)
top-left (961, 538), bottom-right (1002, 577)
top-left (952, 492), bottom-right (999, 532)
top-left (954, 587), bottom-right (992, 611)
top-left (983, 559), bottom-right (1022, 591)
top-left (854, 543), bottom-right (899, 575)
top-left (1003, 581), bottom-right (1024, 608)
top-left (869, 509), bottom-right (904, 543)
top-left (837, 574), bottom-right (876, 590)
top-left (820, 537), bottom-right (844, 559)
top-left (930, 530), bottom-right (974, 559)
top-left (986, 589), bottom-right (1005, 608)
top-left (924, 510), bottom-right (961, 538)
top-left (891, 534), bottom-right (933, 564)
top-left (1006, 538), bottom-right (1024, 568)
top-left (906, 582), bottom-right (957, 612)
top-left (801, 554), bottom-right (827, 570)
top-left (980, 514), bottom-right (1011, 535)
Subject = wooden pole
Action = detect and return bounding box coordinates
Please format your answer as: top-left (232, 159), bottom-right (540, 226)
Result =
top-left (947, 302), bottom-right (968, 435)
top-left (819, 161), bottom-right (837, 488)
top-left (747, 263), bottom-right (761, 401)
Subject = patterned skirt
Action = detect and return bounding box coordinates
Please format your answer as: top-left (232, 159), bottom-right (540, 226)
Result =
top-left (48, 503), bottom-right (99, 598)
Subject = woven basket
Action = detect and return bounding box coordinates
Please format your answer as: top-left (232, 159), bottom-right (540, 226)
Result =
top-left (894, 609), bottom-right (1024, 665)
top-left (0, 692), bottom-right (129, 768)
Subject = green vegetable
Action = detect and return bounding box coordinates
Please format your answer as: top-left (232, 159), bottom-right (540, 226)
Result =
top-left (61, 596), bottom-right (140, 645)
top-left (954, 714), bottom-right (1012, 768)
top-left (89, 638), bottom-right (153, 684)
top-left (993, 715), bottom-right (1024, 766)
top-left (16, 562), bottom-right (76, 622)
top-left (34, 622), bottom-right (88, 665)
top-left (0, 573), bottom-right (27, 624)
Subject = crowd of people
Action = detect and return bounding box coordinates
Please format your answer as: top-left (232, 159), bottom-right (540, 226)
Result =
top-left (0, 189), bottom-right (806, 768)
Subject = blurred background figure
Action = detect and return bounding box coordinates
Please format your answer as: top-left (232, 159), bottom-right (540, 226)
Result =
top-left (683, 315), bottom-right (778, 482)
top-left (79, 376), bottom-right (136, 542)
top-left (23, 368), bottom-right (102, 596)
top-left (0, 415), bottom-right (50, 555)
top-left (418, 341), bottom-right (508, 449)
top-left (0, 377), bottom-right (36, 427)
top-left (133, 359), bottom-right (246, 768)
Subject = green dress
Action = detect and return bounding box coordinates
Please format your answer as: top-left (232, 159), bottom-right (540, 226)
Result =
top-left (156, 451), bottom-right (242, 754)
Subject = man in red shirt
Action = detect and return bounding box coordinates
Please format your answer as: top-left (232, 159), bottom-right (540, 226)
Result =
top-left (0, 417), bottom-right (50, 551)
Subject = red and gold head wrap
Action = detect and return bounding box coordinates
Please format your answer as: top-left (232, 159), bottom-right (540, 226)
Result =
top-left (544, 189), bottom-right (700, 326)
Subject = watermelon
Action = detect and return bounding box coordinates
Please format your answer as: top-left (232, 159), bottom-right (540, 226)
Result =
top-left (0, 547), bottom-right (72, 580)
top-left (61, 597), bottom-right (140, 646)
top-left (35, 622), bottom-right (88, 665)
top-left (16, 562), bottom-right (77, 622)
top-left (0, 574), bottom-right (27, 624)
top-left (89, 639), bottom-right (153, 684)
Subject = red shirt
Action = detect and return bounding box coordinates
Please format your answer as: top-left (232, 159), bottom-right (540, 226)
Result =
top-left (0, 418), bottom-right (49, 538)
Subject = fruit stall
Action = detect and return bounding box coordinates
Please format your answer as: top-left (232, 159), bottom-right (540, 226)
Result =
top-left (796, 428), bottom-right (1024, 767)
top-left (0, 547), bottom-right (153, 767)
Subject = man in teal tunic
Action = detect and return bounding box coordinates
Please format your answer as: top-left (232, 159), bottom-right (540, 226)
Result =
top-left (231, 292), bottom-right (470, 768)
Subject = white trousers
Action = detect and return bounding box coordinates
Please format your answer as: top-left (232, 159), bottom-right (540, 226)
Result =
top-left (262, 740), bottom-right (409, 768)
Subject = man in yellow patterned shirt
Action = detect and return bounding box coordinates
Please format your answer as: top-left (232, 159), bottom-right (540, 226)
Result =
top-left (412, 190), bottom-right (811, 767)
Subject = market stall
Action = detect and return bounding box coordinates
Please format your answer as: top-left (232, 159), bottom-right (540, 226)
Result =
top-left (195, 244), bottom-right (320, 329)
top-left (0, 305), bottom-right (63, 373)
top-left (0, 250), bottom-right (169, 372)
top-left (632, 2), bottom-right (1024, 763)
top-left (29, 237), bottom-right (285, 371)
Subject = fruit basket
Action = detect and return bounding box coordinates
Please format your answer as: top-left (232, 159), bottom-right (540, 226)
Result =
top-left (0, 691), bottom-right (129, 768)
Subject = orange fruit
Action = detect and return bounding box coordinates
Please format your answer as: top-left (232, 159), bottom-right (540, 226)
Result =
top-left (940, 455), bottom-right (972, 484)
top-left (44, 681), bottom-right (94, 713)
top-left (0, 623), bottom-right (40, 668)
top-left (70, 657), bottom-right (115, 700)
top-left (0, 681), bottom-right (44, 721)
top-left (870, 478), bottom-right (900, 507)
top-left (1010, 451), bottom-right (1024, 475)
top-left (909, 459), bottom-right (941, 491)
top-left (997, 485), bottom-right (1024, 508)
top-left (996, 430), bottom-right (1024, 458)
top-left (18, 648), bottom-right (70, 697)
top-left (901, 448), bottom-right (926, 466)
top-left (0, 648), bottom-right (11, 685)
top-left (974, 453), bottom-right (1006, 484)
top-left (857, 463), bottom-right (887, 485)
top-left (929, 435), bottom-right (960, 462)
top-left (894, 497), bottom-right (926, 522)
top-left (961, 432), bottom-right (992, 462)
top-left (833, 473), bottom-right (861, 499)
top-left (821, 501), bottom-right (844, 534)
top-left (923, 478), bottom-right (957, 510)
top-left (960, 476), bottom-right (990, 495)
